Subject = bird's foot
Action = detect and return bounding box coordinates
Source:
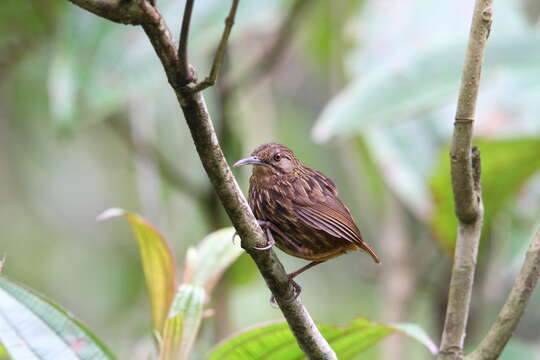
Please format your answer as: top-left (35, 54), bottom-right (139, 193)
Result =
top-left (253, 220), bottom-right (276, 250)
top-left (270, 279), bottom-right (302, 307)
top-left (231, 221), bottom-right (277, 249)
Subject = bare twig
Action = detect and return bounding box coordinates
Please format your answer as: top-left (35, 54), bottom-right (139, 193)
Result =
top-left (438, 1), bottom-right (493, 359)
top-left (70, 1), bottom-right (336, 358)
top-left (178, 0), bottom-right (195, 84)
top-left (188, 0), bottom-right (240, 93)
top-left (226, 0), bottom-right (310, 91)
top-left (466, 228), bottom-right (540, 360)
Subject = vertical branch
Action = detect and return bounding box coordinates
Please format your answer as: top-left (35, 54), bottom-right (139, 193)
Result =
top-left (466, 228), bottom-right (540, 360)
top-left (178, 0), bottom-right (196, 84)
top-left (438, 1), bottom-right (492, 359)
top-left (230, 0), bottom-right (310, 91)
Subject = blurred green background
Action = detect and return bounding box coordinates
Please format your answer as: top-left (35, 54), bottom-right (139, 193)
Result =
top-left (1, 0), bottom-right (540, 359)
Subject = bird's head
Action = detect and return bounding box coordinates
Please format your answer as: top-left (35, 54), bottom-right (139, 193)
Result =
top-left (234, 142), bottom-right (300, 177)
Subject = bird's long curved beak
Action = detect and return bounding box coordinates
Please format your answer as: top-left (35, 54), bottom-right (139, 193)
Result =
top-left (233, 156), bottom-right (264, 167)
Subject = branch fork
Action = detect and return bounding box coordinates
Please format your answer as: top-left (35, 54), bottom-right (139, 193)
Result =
top-left (69, 0), bottom-right (336, 358)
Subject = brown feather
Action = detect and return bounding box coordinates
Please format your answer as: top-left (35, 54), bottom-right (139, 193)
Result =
top-left (243, 142), bottom-right (380, 264)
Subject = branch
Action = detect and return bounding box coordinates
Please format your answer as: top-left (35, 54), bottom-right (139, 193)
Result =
top-left (68, 0), bottom-right (145, 24)
top-left (69, 1), bottom-right (336, 358)
top-left (178, 0), bottom-right (195, 84)
top-left (226, 0), bottom-right (310, 91)
top-left (188, 0), bottom-right (240, 93)
top-left (466, 228), bottom-right (540, 360)
top-left (438, 1), bottom-right (493, 359)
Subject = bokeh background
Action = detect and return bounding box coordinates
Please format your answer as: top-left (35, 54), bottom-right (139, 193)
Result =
top-left (2, 0), bottom-right (540, 359)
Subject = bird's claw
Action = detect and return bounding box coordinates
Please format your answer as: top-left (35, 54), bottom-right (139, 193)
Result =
top-left (231, 231), bottom-right (239, 245)
top-left (269, 280), bottom-right (302, 307)
top-left (253, 235), bottom-right (275, 250)
top-left (253, 221), bottom-right (276, 251)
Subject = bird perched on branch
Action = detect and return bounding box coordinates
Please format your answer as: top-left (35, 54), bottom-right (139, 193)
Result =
top-left (234, 142), bottom-right (380, 299)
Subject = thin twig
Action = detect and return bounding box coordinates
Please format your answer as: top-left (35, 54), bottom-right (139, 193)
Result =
top-left (466, 228), bottom-right (540, 360)
top-left (69, 1), bottom-right (336, 358)
top-left (178, 0), bottom-right (195, 84)
top-left (229, 0), bottom-right (310, 91)
top-left (438, 1), bottom-right (493, 359)
top-left (188, 0), bottom-right (240, 93)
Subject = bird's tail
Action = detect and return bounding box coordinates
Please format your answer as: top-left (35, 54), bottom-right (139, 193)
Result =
top-left (359, 242), bottom-right (381, 264)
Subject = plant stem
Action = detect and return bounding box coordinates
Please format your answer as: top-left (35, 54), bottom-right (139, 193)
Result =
top-left (68, 0), bottom-right (336, 358)
top-left (466, 228), bottom-right (540, 360)
top-left (438, 0), bottom-right (493, 359)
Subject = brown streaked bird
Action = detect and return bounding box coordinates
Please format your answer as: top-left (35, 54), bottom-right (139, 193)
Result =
top-left (234, 142), bottom-right (380, 298)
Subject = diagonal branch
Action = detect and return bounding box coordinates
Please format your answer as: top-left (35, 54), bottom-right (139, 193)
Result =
top-left (188, 0), bottom-right (240, 93)
top-left (438, 1), bottom-right (493, 359)
top-left (466, 228), bottom-right (540, 360)
top-left (68, 0), bottom-right (145, 24)
top-left (69, 0), bottom-right (336, 358)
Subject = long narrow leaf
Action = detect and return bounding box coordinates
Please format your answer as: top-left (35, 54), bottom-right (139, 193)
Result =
top-left (97, 208), bottom-right (177, 334)
top-left (0, 277), bottom-right (116, 360)
top-left (160, 284), bottom-right (205, 360)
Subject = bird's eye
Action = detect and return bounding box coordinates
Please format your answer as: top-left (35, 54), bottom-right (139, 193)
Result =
top-left (273, 153), bottom-right (282, 162)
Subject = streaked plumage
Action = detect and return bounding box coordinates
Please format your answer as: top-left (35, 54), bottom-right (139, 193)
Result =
top-left (234, 142), bottom-right (380, 286)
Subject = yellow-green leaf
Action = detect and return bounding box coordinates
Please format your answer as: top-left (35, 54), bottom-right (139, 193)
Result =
top-left (97, 208), bottom-right (177, 334)
top-left (188, 227), bottom-right (244, 294)
top-left (160, 284), bottom-right (205, 360)
top-left (207, 317), bottom-right (436, 360)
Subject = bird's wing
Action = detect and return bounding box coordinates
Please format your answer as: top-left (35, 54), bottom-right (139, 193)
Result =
top-left (292, 172), bottom-right (380, 263)
top-left (295, 195), bottom-right (363, 244)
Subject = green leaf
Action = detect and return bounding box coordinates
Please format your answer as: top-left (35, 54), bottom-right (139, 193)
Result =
top-left (429, 138), bottom-right (540, 253)
top-left (159, 284), bottom-right (205, 360)
top-left (97, 208), bottom-right (177, 334)
top-left (0, 276), bottom-right (116, 360)
top-left (313, 33), bottom-right (540, 142)
top-left (188, 227), bottom-right (244, 294)
top-left (207, 317), bottom-right (436, 360)
top-left (0, 344), bottom-right (7, 359)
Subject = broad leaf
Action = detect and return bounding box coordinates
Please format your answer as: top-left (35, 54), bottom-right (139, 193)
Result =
top-left (97, 208), bottom-right (177, 334)
top-left (313, 33), bottom-right (540, 142)
top-left (429, 138), bottom-right (540, 253)
top-left (0, 277), bottom-right (116, 360)
top-left (160, 284), bottom-right (205, 360)
top-left (207, 317), bottom-right (436, 360)
top-left (189, 227), bottom-right (244, 293)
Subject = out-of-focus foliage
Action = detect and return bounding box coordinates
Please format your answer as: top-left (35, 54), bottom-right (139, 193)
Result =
top-left (160, 284), bottom-right (205, 360)
top-left (0, 276), bottom-right (116, 360)
top-left (188, 227), bottom-right (243, 293)
top-left (429, 138), bottom-right (540, 253)
top-left (207, 318), bottom-right (436, 360)
top-left (98, 208), bottom-right (178, 334)
top-left (2, 0), bottom-right (540, 358)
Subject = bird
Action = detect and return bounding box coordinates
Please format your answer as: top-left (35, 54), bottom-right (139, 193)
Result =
top-left (234, 142), bottom-right (380, 299)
